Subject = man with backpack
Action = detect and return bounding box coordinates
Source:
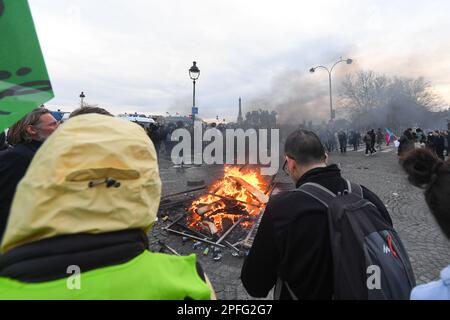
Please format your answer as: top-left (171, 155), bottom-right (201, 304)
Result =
top-left (241, 129), bottom-right (415, 300)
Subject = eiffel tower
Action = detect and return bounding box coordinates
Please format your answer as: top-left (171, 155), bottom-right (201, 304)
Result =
top-left (237, 97), bottom-right (243, 125)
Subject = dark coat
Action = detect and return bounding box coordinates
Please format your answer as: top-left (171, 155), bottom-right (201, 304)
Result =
top-left (398, 134), bottom-right (415, 156)
top-left (363, 133), bottom-right (372, 145)
top-left (0, 132), bottom-right (8, 151)
top-left (376, 131), bottom-right (384, 144)
top-left (369, 131), bottom-right (376, 147)
top-left (241, 165), bottom-right (392, 300)
top-left (0, 141), bottom-right (42, 240)
top-left (338, 132), bottom-right (347, 143)
top-left (434, 135), bottom-right (445, 159)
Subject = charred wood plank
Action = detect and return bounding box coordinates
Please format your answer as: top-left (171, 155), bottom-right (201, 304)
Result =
top-left (216, 217), bottom-right (245, 245)
top-left (165, 228), bottom-right (226, 248)
top-left (160, 186), bottom-right (206, 200)
top-left (206, 193), bottom-right (261, 208)
top-left (228, 176), bottom-right (269, 204)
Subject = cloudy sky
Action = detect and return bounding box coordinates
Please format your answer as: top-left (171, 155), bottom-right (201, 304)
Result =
top-left (29, 0), bottom-right (450, 121)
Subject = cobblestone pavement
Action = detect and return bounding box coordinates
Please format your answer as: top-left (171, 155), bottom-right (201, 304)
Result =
top-left (149, 146), bottom-right (450, 299)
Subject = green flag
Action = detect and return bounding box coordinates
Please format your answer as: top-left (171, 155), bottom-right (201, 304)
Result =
top-left (0, 0), bottom-right (54, 132)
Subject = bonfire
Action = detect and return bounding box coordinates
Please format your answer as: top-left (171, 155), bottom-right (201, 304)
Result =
top-left (188, 166), bottom-right (269, 236)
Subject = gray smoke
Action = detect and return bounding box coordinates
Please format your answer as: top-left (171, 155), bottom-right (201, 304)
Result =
top-left (247, 59), bottom-right (359, 126)
top-left (247, 64), bottom-right (449, 131)
top-left (340, 71), bottom-right (448, 131)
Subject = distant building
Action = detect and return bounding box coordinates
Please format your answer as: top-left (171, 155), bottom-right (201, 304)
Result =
top-left (164, 116), bottom-right (204, 127)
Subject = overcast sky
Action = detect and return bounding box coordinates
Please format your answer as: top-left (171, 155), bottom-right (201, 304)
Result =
top-left (29, 0), bottom-right (450, 121)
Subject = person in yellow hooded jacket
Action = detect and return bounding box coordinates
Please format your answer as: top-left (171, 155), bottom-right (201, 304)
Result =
top-left (0, 113), bottom-right (214, 300)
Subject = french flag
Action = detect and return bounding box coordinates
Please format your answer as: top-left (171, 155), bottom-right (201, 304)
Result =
top-left (385, 128), bottom-right (393, 145)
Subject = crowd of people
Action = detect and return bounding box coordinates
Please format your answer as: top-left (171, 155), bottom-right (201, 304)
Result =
top-left (398, 128), bottom-right (449, 161)
top-left (0, 106), bottom-right (449, 300)
top-left (319, 128), bottom-right (386, 156)
top-left (317, 126), bottom-right (450, 162)
top-left (144, 120), bottom-right (237, 159)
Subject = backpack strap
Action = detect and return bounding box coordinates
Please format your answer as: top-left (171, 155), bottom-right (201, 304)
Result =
top-left (275, 277), bottom-right (299, 300)
top-left (297, 181), bottom-right (363, 208)
top-left (296, 182), bottom-right (336, 208)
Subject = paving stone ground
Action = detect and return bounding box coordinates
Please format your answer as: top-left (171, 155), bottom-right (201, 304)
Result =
top-left (148, 145), bottom-right (450, 300)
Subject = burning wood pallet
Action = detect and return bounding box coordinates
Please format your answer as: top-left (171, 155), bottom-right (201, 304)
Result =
top-left (159, 166), bottom-right (283, 255)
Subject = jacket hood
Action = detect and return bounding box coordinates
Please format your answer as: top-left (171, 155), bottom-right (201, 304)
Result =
top-left (1, 114), bottom-right (161, 253)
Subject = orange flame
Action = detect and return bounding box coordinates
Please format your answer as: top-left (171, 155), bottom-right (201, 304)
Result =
top-left (189, 166), bottom-right (268, 233)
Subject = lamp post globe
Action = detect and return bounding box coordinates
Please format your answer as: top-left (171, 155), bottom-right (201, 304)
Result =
top-left (189, 61), bottom-right (200, 123)
top-left (189, 61), bottom-right (200, 81)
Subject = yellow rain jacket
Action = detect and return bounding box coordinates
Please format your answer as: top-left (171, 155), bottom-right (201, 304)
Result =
top-left (1, 114), bottom-right (161, 252)
top-left (0, 114), bottom-right (212, 300)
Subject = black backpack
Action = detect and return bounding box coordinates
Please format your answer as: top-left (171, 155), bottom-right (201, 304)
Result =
top-left (293, 180), bottom-right (416, 300)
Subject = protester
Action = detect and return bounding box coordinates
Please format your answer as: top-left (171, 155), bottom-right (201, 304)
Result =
top-left (386, 133), bottom-right (391, 146)
top-left (446, 130), bottom-right (450, 158)
top-left (164, 123), bottom-right (177, 157)
top-left (0, 114), bottom-right (214, 300)
top-left (369, 129), bottom-right (377, 154)
top-left (147, 123), bottom-right (164, 156)
top-left (0, 132), bottom-right (8, 152)
top-left (356, 131), bottom-right (362, 148)
top-left (363, 131), bottom-right (374, 156)
top-left (323, 129), bottom-right (334, 153)
top-left (401, 149), bottom-right (450, 299)
top-left (425, 131), bottom-right (435, 151)
top-left (337, 130), bottom-right (347, 153)
top-left (348, 131), bottom-right (357, 152)
top-left (0, 107), bottom-right (59, 240)
top-left (443, 131), bottom-right (449, 158)
top-left (416, 128), bottom-right (425, 144)
top-left (386, 128), bottom-right (396, 146)
top-left (69, 106), bottom-right (113, 118)
top-left (435, 131), bottom-right (445, 161)
top-left (319, 130), bottom-right (328, 152)
top-left (398, 129), bottom-right (415, 158)
top-left (376, 128), bottom-right (384, 151)
top-left (241, 129), bottom-right (401, 300)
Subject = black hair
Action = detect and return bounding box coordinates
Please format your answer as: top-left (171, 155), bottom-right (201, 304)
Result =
top-left (401, 149), bottom-right (450, 238)
top-left (404, 130), bottom-right (414, 140)
top-left (284, 129), bottom-right (326, 165)
top-left (69, 106), bottom-right (113, 118)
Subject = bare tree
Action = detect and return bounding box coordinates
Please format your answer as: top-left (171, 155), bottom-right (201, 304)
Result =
top-left (390, 77), bottom-right (442, 111)
top-left (339, 70), bottom-right (445, 130)
top-left (341, 71), bottom-right (390, 112)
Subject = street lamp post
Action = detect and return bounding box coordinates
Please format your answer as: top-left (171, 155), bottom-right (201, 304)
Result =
top-left (79, 91), bottom-right (85, 108)
top-left (310, 58), bottom-right (353, 121)
top-left (189, 61), bottom-right (200, 124)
